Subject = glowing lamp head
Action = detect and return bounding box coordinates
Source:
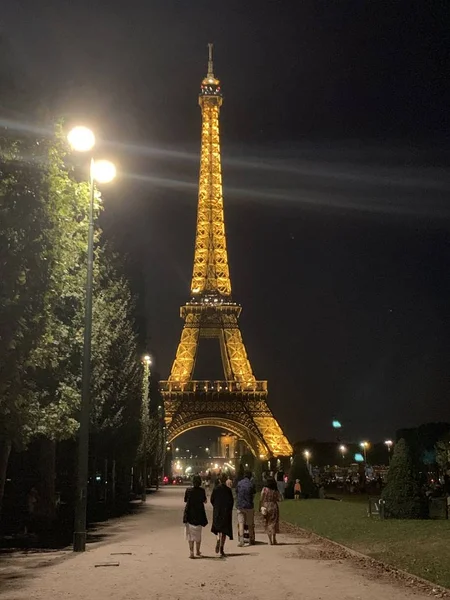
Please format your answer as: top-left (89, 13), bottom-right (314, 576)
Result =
top-left (68, 126), bottom-right (95, 152)
top-left (92, 159), bottom-right (116, 184)
top-left (303, 450), bottom-right (311, 459)
top-left (360, 441), bottom-right (369, 449)
top-left (339, 445), bottom-right (347, 453)
top-left (385, 440), bottom-right (393, 447)
top-left (143, 354), bottom-right (152, 365)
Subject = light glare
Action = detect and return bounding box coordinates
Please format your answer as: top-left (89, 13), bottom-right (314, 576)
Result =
top-left (92, 159), bottom-right (116, 183)
top-left (68, 126), bottom-right (95, 152)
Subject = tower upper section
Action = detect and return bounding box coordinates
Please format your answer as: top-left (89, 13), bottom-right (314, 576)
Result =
top-left (191, 44), bottom-right (231, 298)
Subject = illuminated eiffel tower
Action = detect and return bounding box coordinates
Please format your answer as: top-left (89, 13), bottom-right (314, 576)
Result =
top-left (160, 45), bottom-right (292, 459)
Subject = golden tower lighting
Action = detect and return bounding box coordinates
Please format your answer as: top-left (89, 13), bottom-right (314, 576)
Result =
top-left (160, 45), bottom-right (292, 459)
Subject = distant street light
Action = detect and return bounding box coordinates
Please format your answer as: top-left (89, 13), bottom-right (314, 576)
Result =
top-left (69, 126), bottom-right (116, 553)
top-left (339, 444), bottom-right (347, 461)
top-left (385, 440), bottom-right (393, 464)
top-left (360, 441), bottom-right (369, 463)
top-left (303, 450), bottom-right (311, 471)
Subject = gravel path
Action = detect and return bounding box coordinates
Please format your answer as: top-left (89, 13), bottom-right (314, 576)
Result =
top-left (0, 487), bottom-right (439, 599)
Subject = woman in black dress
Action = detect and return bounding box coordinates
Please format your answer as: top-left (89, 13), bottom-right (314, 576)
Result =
top-left (210, 473), bottom-right (234, 557)
top-left (184, 475), bottom-right (208, 558)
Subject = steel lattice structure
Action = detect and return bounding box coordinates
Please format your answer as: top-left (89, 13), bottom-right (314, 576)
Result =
top-left (161, 45), bottom-right (293, 459)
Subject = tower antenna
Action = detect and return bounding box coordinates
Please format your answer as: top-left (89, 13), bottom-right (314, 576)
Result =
top-left (207, 42), bottom-right (214, 78)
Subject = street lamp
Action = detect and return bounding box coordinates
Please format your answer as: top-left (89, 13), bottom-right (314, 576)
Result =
top-left (140, 354), bottom-right (152, 503)
top-left (69, 126), bottom-right (116, 553)
top-left (339, 444), bottom-right (347, 461)
top-left (385, 440), bottom-right (393, 464)
top-left (360, 441), bottom-right (369, 463)
top-left (303, 450), bottom-right (311, 471)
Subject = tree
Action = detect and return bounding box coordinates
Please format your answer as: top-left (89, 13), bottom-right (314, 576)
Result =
top-left (435, 435), bottom-right (450, 474)
top-left (20, 128), bottom-right (93, 520)
top-left (253, 458), bottom-right (264, 491)
top-left (287, 454), bottom-right (317, 499)
top-left (381, 438), bottom-right (423, 519)
top-left (0, 130), bottom-right (54, 511)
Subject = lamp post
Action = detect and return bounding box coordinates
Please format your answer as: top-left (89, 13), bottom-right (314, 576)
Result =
top-left (141, 355), bottom-right (152, 502)
top-left (69, 126), bottom-right (116, 553)
top-left (303, 450), bottom-right (311, 473)
top-left (360, 441), bottom-right (369, 464)
top-left (339, 444), bottom-right (347, 463)
top-left (384, 440), bottom-right (393, 464)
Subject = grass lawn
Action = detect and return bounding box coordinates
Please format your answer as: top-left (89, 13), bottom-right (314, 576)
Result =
top-left (280, 498), bottom-right (450, 588)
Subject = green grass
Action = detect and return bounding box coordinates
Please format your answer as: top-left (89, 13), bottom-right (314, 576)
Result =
top-left (281, 498), bottom-right (450, 588)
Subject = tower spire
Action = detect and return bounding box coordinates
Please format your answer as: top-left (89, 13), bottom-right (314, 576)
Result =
top-left (207, 42), bottom-right (214, 78)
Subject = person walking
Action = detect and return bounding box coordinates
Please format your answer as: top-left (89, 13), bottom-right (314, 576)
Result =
top-left (211, 473), bottom-right (234, 557)
top-left (275, 469), bottom-right (285, 499)
top-left (260, 477), bottom-right (282, 545)
top-left (236, 469), bottom-right (256, 546)
top-left (183, 475), bottom-right (208, 559)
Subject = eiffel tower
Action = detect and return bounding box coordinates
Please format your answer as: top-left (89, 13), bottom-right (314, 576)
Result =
top-left (160, 45), bottom-right (292, 459)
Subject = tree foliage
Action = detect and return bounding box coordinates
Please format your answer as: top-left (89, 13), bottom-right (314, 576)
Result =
top-left (0, 122), bottom-right (144, 514)
top-left (381, 438), bottom-right (423, 519)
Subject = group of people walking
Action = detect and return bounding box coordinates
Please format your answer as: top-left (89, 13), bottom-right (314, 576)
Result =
top-left (183, 471), bottom-right (282, 558)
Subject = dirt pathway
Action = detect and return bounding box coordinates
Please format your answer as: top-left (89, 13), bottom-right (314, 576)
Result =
top-left (0, 487), bottom-right (439, 600)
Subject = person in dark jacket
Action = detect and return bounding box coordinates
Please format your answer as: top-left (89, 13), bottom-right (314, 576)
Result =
top-left (236, 470), bottom-right (256, 546)
top-left (211, 473), bottom-right (234, 557)
top-left (184, 475), bottom-right (208, 558)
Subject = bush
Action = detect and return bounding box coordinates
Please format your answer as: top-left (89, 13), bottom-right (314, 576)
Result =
top-left (287, 454), bottom-right (317, 499)
top-left (381, 438), bottom-right (423, 519)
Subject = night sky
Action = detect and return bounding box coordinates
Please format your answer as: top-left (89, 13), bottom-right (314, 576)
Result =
top-left (3, 1), bottom-right (450, 444)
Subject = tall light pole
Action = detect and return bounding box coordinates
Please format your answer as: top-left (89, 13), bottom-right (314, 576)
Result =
top-left (339, 444), bottom-right (347, 463)
top-left (360, 441), bottom-right (369, 464)
top-left (141, 355), bottom-right (152, 501)
top-left (69, 126), bottom-right (116, 553)
top-left (384, 440), bottom-right (393, 464)
top-left (303, 450), bottom-right (311, 473)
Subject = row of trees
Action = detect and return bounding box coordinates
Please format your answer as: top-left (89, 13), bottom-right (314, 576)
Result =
top-left (0, 121), bottom-right (159, 525)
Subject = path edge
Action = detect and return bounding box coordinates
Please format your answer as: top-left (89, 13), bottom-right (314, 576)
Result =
top-left (281, 519), bottom-right (450, 598)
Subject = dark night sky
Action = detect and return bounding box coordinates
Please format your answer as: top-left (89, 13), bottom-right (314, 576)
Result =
top-left (3, 1), bottom-right (450, 444)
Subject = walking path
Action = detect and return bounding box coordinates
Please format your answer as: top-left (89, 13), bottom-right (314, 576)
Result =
top-left (0, 487), bottom-right (438, 600)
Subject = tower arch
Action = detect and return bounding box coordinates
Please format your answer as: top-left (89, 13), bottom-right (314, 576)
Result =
top-left (167, 416), bottom-right (268, 458)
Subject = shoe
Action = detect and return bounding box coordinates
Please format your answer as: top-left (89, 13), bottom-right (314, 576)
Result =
top-left (220, 549), bottom-right (226, 558)
top-left (215, 539), bottom-right (220, 554)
